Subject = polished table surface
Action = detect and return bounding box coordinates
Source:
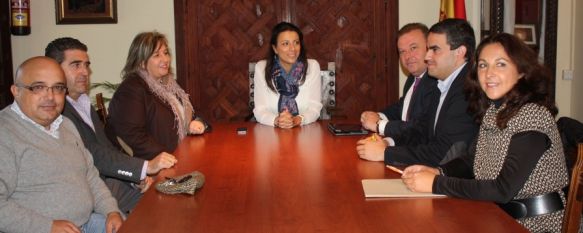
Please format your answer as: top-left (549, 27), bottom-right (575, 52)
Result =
top-left (118, 121), bottom-right (528, 233)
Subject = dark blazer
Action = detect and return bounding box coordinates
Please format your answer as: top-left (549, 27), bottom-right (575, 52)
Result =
top-left (106, 74), bottom-right (210, 160)
top-left (380, 72), bottom-right (438, 137)
top-left (385, 64), bottom-right (478, 166)
top-left (63, 100), bottom-right (144, 183)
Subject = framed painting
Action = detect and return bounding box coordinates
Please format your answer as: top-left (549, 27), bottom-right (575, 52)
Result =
top-left (56, 0), bottom-right (117, 24)
top-left (514, 24), bottom-right (537, 45)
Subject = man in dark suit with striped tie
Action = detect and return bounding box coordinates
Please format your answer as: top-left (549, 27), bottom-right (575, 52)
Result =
top-left (360, 23), bottom-right (438, 138)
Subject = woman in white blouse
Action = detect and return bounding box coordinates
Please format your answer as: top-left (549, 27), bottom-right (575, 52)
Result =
top-left (253, 22), bottom-right (322, 128)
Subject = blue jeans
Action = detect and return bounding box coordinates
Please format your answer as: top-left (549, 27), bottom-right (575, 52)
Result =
top-left (81, 213), bottom-right (106, 233)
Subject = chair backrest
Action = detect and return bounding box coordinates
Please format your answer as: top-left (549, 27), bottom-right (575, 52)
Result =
top-left (95, 93), bottom-right (107, 124)
top-left (248, 61), bottom-right (336, 120)
top-left (563, 143), bottom-right (583, 233)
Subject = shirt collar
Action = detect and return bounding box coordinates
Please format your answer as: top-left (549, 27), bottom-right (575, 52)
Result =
top-left (66, 93), bottom-right (91, 105)
top-left (66, 93), bottom-right (95, 131)
top-left (10, 102), bottom-right (63, 139)
top-left (414, 70), bottom-right (427, 79)
top-left (437, 63), bottom-right (466, 93)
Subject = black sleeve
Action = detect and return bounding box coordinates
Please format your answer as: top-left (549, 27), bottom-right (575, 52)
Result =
top-left (432, 131), bottom-right (550, 203)
top-left (63, 105), bottom-right (145, 183)
top-left (380, 98), bottom-right (404, 121)
top-left (384, 79), bottom-right (478, 166)
top-left (83, 133), bottom-right (144, 183)
top-left (439, 138), bottom-right (477, 179)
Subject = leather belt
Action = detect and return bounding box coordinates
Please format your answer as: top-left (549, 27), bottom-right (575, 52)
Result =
top-left (498, 191), bottom-right (564, 219)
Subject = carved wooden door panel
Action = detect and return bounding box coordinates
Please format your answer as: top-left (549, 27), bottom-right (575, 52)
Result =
top-left (292, 0), bottom-right (398, 119)
top-left (174, 0), bottom-right (398, 122)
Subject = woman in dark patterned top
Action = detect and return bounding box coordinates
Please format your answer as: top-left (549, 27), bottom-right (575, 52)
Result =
top-left (401, 33), bottom-right (568, 232)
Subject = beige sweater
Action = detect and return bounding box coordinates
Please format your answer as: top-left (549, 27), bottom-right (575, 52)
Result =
top-left (0, 105), bottom-right (119, 233)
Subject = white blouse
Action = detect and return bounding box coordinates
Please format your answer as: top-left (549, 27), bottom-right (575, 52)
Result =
top-left (253, 59), bottom-right (322, 126)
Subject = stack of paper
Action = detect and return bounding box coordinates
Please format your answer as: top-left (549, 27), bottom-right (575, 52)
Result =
top-left (361, 179), bottom-right (446, 198)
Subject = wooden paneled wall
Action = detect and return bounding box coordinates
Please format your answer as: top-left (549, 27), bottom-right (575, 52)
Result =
top-left (174, 0), bottom-right (399, 122)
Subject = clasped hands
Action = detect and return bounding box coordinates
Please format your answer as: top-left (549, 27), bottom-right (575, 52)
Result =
top-left (274, 109), bottom-right (301, 129)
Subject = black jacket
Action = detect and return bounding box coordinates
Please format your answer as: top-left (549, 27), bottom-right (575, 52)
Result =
top-left (380, 72), bottom-right (439, 137)
top-left (385, 64), bottom-right (479, 166)
top-left (63, 100), bottom-right (144, 183)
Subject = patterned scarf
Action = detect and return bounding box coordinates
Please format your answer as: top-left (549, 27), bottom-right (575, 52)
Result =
top-left (138, 70), bottom-right (193, 143)
top-left (272, 59), bottom-right (304, 116)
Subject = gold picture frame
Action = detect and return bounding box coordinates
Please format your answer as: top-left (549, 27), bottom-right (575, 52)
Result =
top-left (56, 0), bottom-right (117, 24)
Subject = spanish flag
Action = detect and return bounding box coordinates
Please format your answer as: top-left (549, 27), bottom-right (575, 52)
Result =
top-left (439, 0), bottom-right (466, 21)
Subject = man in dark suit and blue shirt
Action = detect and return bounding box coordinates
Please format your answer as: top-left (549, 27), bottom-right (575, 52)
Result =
top-left (357, 19), bottom-right (479, 166)
top-left (45, 37), bottom-right (178, 213)
top-left (360, 23), bottom-right (438, 138)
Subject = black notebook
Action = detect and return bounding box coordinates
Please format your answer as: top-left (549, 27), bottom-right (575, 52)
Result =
top-left (327, 122), bottom-right (368, 136)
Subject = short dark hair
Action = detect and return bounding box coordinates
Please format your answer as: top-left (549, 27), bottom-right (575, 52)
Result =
top-left (45, 37), bottom-right (87, 64)
top-left (397, 23), bottom-right (429, 39)
top-left (465, 33), bottom-right (557, 128)
top-left (429, 19), bottom-right (475, 62)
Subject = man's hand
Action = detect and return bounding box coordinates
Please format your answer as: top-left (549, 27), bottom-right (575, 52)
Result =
top-left (356, 134), bottom-right (387, 161)
top-left (137, 176), bottom-right (154, 193)
top-left (401, 165), bottom-right (438, 193)
top-left (360, 111), bottom-right (380, 132)
top-left (147, 152), bottom-right (177, 175)
top-left (51, 220), bottom-right (80, 233)
top-left (105, 212), bottom-right (123, 233)
top-left (275, 110), bottom-right (294, 128)
top-left (189, 120), bottom-right (206, 134)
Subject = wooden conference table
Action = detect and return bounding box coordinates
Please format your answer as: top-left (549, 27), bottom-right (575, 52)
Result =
top-left (118, 121), bottom-right (527, 233)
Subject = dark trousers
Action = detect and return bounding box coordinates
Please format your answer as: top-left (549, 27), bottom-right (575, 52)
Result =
top-left (104, 178), bottom-right (143, 214)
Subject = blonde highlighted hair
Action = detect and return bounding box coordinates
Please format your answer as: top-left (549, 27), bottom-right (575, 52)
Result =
top-left (122, 31), bottom-right (172, 79)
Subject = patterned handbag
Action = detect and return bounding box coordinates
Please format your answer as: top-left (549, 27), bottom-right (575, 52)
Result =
top-left (155, 171), bottom-right (205, 195)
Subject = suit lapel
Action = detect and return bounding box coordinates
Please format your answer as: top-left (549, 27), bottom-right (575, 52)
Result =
top-left (64, 101), bottom-right (84, 123)
top-left (433, 64), bottom-right (469, 133)
top-left (403, 74), bottom-right (415, 94)
top-left (64, 100), bottom-right (97, 133)
top-left (408, 72), bottom-right (430, 108)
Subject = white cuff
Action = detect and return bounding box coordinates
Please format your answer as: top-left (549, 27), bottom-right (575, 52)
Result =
top-left (140, 161), bottom-right (148, 180)
top-left (383, 137), bottom-right (395, 146)
top-left (378, 112), bottom-right (388, 120)
top-left (378, 119), bottom-right (389, 136)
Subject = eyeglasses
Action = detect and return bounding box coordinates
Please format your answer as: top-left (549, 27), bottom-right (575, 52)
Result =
top-left (16, 84), bottom-right (68, 95)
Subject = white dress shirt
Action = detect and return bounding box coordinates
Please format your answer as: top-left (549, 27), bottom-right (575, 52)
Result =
top-left (11, 102), bottom-right (63, 139)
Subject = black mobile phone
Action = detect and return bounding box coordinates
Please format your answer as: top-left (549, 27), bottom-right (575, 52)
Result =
top-left (236, 127), bottom-right (247, 135)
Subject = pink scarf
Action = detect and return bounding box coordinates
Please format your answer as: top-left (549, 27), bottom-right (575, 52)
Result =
top-left (138, 70), bottom-right (193, 143)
